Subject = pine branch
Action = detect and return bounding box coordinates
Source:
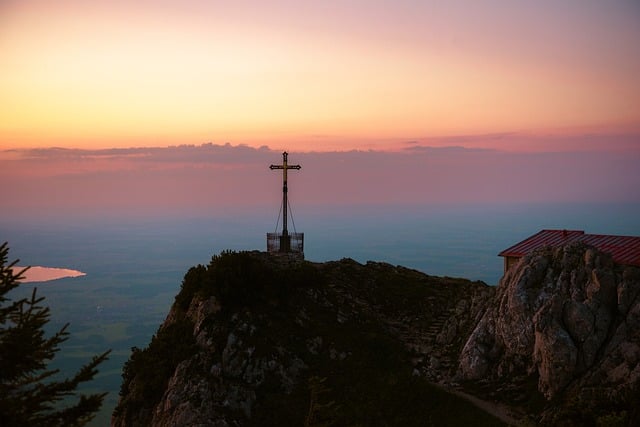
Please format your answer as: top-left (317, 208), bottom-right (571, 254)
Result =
top-left (0, 242), bottom-right (110, 426)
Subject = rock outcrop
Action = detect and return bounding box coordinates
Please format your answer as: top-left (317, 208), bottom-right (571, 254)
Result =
top-left (459, 243), bottom-right (640, 423)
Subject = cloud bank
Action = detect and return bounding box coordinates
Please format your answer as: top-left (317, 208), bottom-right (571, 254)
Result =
top-left (2, 143), bottom-right (639, 219)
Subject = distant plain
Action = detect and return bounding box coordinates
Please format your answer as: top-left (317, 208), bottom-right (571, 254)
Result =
top-left (2, 202), bottom-right (638, 425)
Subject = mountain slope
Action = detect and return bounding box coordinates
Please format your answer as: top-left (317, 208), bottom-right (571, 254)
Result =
top-left (112, 251), bottom-right (499, 426)
top-left (113, 244), bottom-right (640, 425)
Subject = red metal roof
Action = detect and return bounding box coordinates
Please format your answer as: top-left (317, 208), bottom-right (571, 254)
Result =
top-left (578, 234), bottom-right (640, 267)
top-left (499, 230), bottom-right (585, 257)
top-left (499, 229), bottom-right (640, 267)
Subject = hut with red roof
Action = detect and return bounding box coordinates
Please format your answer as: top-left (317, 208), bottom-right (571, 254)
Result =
top-left (498, 229), bottom-right (640, 274)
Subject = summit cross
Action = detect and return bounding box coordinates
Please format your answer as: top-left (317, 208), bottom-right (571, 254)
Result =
top-left (269, 151), bottom-right (301, 237)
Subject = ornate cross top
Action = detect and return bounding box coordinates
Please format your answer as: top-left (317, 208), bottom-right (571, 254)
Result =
top-left (269, 151), bottom-right (301, 236)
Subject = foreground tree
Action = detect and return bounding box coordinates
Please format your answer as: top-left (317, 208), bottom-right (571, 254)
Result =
top-left (0, 242), bottom-right (110, 426)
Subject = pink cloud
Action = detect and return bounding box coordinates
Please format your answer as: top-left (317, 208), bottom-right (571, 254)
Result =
top-left (408, 128), bottom-right (640, 153)
top-left (2, 143), bottom-right (639, 220)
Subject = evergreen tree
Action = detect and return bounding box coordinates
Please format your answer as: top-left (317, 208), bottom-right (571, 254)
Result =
top-left (0, 242), bottom-right (110, 426)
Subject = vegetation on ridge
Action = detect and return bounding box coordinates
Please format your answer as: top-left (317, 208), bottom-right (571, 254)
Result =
top-left (114, 250), bottom-right (503, 426)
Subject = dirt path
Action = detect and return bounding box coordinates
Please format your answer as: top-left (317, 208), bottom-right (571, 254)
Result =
top-left (432, 383), bottom-right (522, 426)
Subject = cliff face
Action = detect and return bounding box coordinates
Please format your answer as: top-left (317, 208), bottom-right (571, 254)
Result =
top-left (113, 246), bottom-right (640, 426)
top-left (458, 243), bottom-right (640, 423)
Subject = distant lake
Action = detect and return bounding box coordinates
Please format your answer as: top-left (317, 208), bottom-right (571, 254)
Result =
top-left (14, 266), bottom-right (86, 282)
top-left (2, 202), bottom-right (638, 425)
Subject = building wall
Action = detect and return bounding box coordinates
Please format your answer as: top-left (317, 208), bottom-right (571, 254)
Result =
top-left (503, 256), bottom-right (521, 274)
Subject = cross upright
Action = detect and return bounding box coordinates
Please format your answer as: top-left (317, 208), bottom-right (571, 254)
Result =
top-left (269, 151), bottom-right (301, 239)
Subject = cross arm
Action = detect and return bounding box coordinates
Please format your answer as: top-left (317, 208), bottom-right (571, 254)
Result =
top-left (269, 165), bottom-right (301, 170)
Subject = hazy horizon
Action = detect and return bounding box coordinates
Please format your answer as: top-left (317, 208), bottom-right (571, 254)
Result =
top-left (2, 144), bottom-right (639, 223)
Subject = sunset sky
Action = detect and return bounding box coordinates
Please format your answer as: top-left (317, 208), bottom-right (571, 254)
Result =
top-left (2, 1), bottom-right (640, 217)
top-left (2, 4), bottom-right (639, 419)
top-left (2, 0), bottom-right (639, 152)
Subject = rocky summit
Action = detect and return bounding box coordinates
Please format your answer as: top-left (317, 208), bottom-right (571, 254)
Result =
top-left (113, 245), bottom-right (640, 426)
top-left (458, 243), bottom-right (640, 425)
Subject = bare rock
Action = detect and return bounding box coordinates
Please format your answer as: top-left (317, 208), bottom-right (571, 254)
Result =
top-left (458, 242), bottom-right (640, 420)
top-left (618, 268), bottom-right (640, 316)
top-left (562, 300), bottom-right (594, 344)
top-left (533, 319), bottom-right (577, 397)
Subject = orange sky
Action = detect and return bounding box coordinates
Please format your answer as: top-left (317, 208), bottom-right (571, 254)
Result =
top-left (1, 0), bottom-right (639, 152)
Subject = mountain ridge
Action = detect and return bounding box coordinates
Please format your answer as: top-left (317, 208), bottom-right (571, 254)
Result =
top-left (112, 246), bottom-right (640, 425)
